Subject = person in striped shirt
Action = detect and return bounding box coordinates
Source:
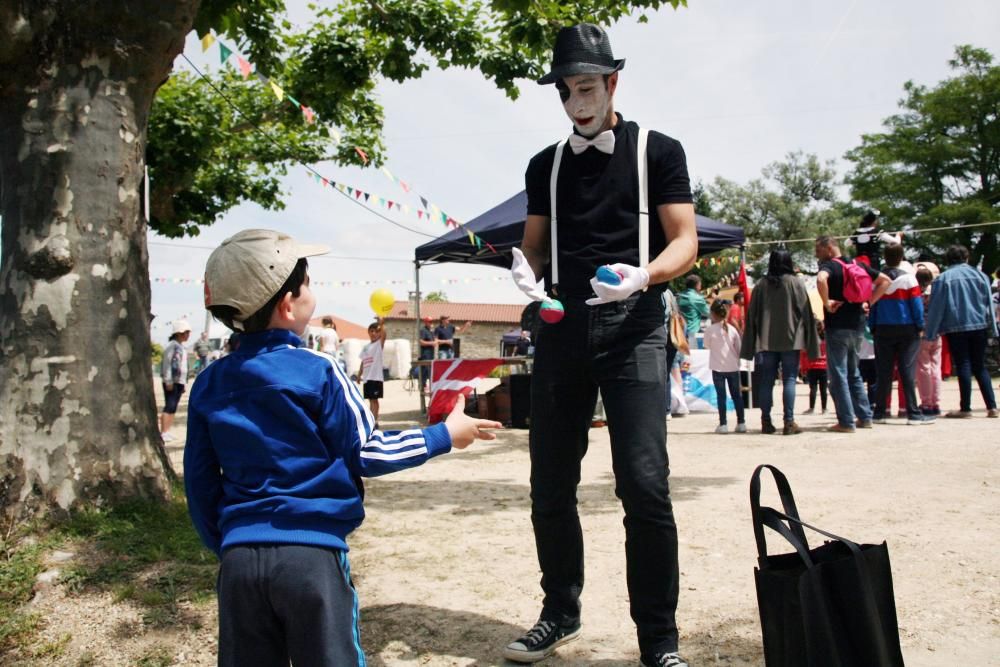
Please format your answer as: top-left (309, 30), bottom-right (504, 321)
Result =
top-left (186, 229), bottom-right (501, 667)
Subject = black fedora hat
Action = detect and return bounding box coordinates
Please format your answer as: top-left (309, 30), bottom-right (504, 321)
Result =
top-left (537, 23), bottom-right (625, 85)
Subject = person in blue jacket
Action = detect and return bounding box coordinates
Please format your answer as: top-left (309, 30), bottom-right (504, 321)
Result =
top-left (186, 229), bottom-right (501, 667)
top-left (923, 244), bottom-right (998, 418)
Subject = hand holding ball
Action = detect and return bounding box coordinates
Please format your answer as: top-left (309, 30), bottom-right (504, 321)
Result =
top-left (369, 289), bottom-right (395, 316)
top-left (596, 265), bottom-right (623, 285)
top-left (540, 298), bottom-right (565, 323)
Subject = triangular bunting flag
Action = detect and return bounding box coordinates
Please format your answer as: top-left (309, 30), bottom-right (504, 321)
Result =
top-left (321, 178), bottom-right (329, 187)
top-left (354, 147), bottom-right (369, 164)
top-left (269, 81), bottom-right (284, 101)
top-left (286, 94), bottom-right (300, 107)
top-left (330, 128), bottom-right (342, 142)
top-left (302, 106), bottom-right (315, 124)
top-left (356, 190), bottom-right (363, 199)
top-left (418, 210), bottom-right (424, 219)
top-left (347, 187), bottom-right (354, 196)
top-left (399, 180), bottom-right (411, 193)
top-left (219, 43), bottom-right (232, 64)
top-left (237, 57), bottom-right (252, 79)
top-left (364, 193), bottom-right (370, 202)
top-left (420, 196), bottom-right (429, 210)
top-left (467, 230), bottom-right (475, 245)
top-left (387, 200), bottom-right (394, 209)
top-left (381, 166), bottom-right (394, 181)
top-left (201, 34), bottom-right (216, 52)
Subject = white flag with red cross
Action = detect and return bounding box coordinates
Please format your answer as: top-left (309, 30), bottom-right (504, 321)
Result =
top-left (427, 358), bottom-right (504, 424)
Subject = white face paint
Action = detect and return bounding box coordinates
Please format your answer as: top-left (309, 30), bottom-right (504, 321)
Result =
top-left (560, 74), bottom-right (614, 137)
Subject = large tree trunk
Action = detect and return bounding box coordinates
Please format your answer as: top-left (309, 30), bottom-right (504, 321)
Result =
top-left (0, 1), bottom-right (199, 515)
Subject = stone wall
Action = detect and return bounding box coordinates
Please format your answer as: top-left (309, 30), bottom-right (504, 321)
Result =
top-left (384, 321), bottom-right (518, 360)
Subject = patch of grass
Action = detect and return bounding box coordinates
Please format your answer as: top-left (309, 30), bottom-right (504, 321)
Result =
top-left (58, 486), bottom-right (212, 567)
top-left (0, 538), bottom-right (46, 655)
top-left (53, 485), bottom-right (217, 627)
top-left (32, 632), bottom-right (72, 660)
top-left (135, 644), bottom-right (174, 667)
top-left (1, 486), bottom-right (217, 660)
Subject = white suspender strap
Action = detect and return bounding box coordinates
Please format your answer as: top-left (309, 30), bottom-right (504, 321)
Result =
top-left (637, 127), bottom-right (650, 268)
top-left (549, 139), bottom-right (567, 288)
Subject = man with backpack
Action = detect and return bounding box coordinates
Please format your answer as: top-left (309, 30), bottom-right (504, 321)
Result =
top-left (815, 235), bottom-right (888, 432)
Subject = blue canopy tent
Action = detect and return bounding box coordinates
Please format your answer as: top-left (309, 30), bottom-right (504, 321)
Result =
top-left (410, 191), bottom-right (745, 412)
top-left (414, 189), bottom-right (745, 269)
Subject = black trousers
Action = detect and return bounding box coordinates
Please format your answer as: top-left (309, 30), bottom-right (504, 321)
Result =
top-left (529, 291), bottom-right (679, 657)
top-left (873, 333), bottom-right (920, 419)
top-left (807, 369), bottom-right (828, 410)
top-left (946, 328), bottom-right (997, 411)
top-left (218, 545), bottom-right (365, 667)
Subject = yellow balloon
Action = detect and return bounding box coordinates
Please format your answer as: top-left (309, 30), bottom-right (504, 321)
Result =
top-left (369, 288), bottom-right (395, 316)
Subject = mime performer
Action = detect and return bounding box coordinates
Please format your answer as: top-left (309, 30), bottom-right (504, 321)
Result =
top-left (504, 23), bottom-right (698, 667)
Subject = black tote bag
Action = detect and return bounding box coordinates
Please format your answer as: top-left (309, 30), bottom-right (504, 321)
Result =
top-left (750, 464), bottom-right (905, 667)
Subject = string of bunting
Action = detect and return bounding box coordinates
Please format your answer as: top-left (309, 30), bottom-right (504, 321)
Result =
top-left (152, 275), bottom-right (511, 287)
top-left (198, 32), bottom-right (495, 253)
top-left (694, 255), bottom-right (741, 268)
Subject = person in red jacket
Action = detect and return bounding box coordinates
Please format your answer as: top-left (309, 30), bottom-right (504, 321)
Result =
top-left (800, 322), bottom-right (828, 414)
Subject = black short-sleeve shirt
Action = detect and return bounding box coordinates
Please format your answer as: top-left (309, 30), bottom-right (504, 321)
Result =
top-left (435, 324), bottom-right (456, 347)
top-left (525, 113), bottom-right (693, 296)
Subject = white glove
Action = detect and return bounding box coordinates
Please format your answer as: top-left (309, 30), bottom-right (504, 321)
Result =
top-left (510, 248), bottom-right (546, 302)
top-left (585, 263), bottom-right (650, 306)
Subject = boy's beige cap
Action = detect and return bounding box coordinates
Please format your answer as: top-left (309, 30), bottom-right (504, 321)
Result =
top-left (172, 319), bottom-right (192, 334)
top-left (204, 229), bottom-right (328, 322)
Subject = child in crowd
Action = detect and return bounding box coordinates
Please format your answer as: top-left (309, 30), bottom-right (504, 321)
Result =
top-left (185, 229), bottom-right (501, 667)
top-left (915, 265), bottom-right (942, 416)
top-left (800, 322), bottom-right (828, 414)
top-left (859, 322), bottom-right (878, 408)
top-left (358, 317), bottom-right (387, 424)
top-left (704, 300), bottom-right (746, 433)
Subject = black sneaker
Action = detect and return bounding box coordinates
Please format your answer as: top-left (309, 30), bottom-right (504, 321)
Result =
top-left (641, 651), bottom-right (690, 667)
top-left (502, 619), bottom-right (581, 663)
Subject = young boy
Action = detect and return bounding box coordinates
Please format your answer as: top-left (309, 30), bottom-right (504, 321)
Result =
top-left (185, 229), bottom-right (501, 666)
top-left (358, 317), bottom-right (387, 423)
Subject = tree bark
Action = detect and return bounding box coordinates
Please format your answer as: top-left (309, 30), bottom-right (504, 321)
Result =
top-left (0, 1), bottom-right (200, 515)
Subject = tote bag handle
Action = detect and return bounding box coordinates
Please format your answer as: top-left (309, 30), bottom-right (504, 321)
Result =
top-left (750, 464), bottom-right (809, 567)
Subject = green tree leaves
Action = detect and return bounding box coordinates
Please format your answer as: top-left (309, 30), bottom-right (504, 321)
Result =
top-left (708, 151), bottom-right (853, 269)
top-left (151, 1), bottom-right (691, 238)
top-left (844, 45), bottom-right (1000, 273)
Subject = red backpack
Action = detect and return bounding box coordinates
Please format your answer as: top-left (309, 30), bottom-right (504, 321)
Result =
top-left (834, 258), bottom-right (873, 303)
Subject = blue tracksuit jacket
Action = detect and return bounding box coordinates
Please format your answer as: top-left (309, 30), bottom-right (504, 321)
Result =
top-left (183, 328), bottom-right (452, 557)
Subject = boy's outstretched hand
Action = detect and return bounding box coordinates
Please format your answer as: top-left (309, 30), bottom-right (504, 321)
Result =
top-left (444, 394), bottom-right (502, 449)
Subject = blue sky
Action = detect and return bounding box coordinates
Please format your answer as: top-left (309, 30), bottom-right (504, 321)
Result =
top-left (149, 0), bottom-right (1000, 336)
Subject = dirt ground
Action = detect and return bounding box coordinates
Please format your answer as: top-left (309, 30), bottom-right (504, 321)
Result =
top-left (24, 375), bottom-right (1000, 666)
